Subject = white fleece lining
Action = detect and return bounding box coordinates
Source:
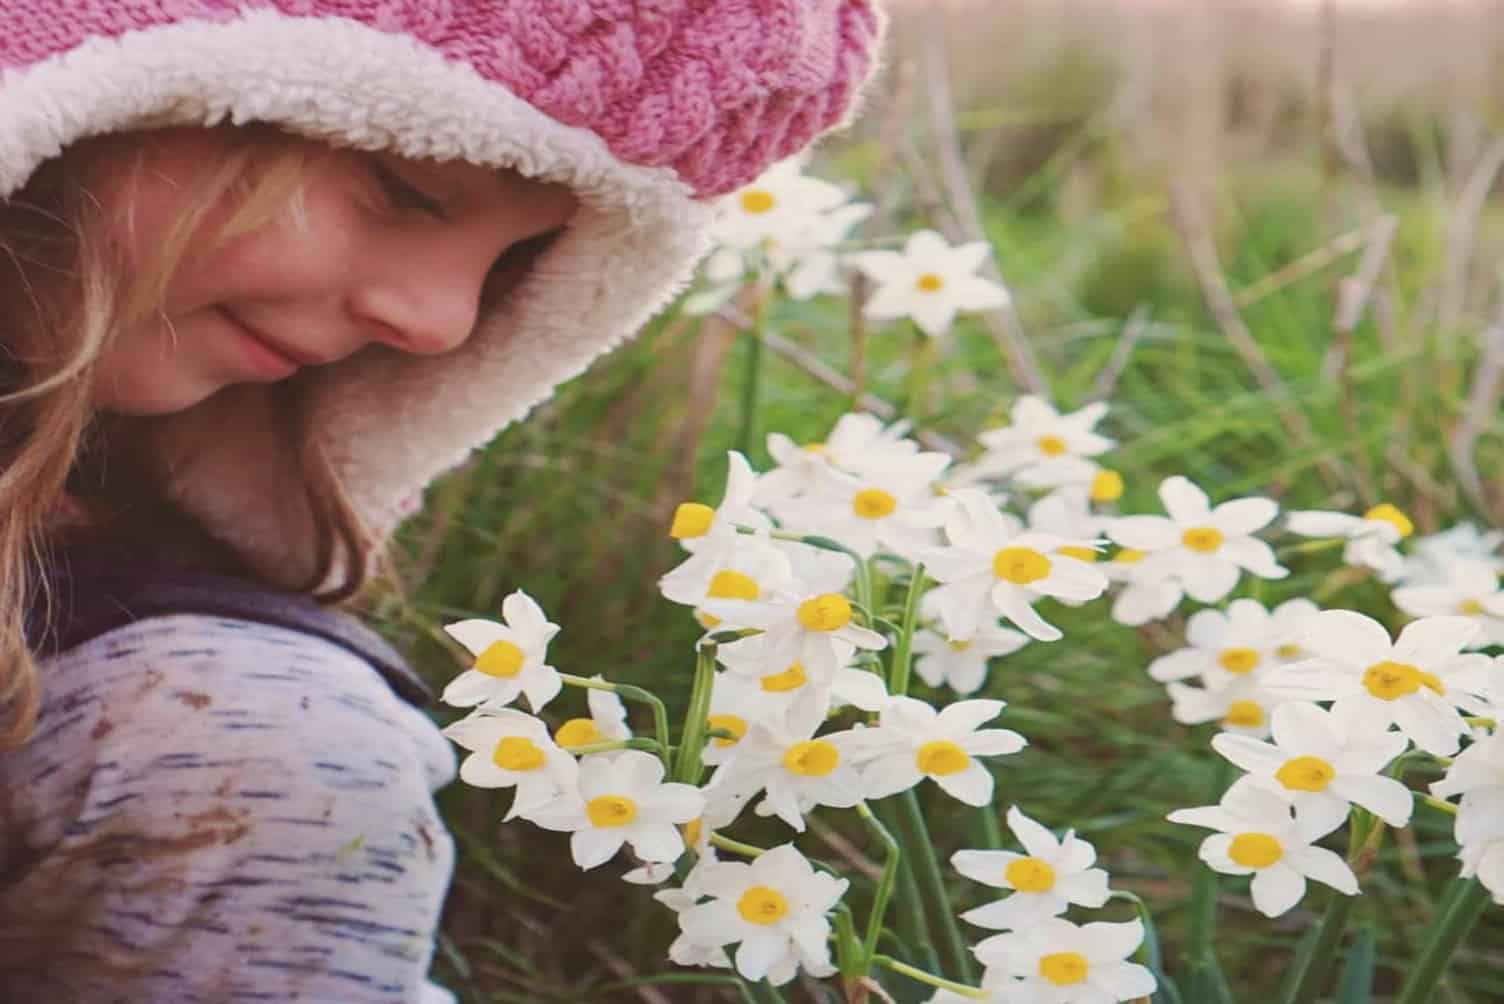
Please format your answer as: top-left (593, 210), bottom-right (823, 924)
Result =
top-left (0, 10), bottom-right (716, 589)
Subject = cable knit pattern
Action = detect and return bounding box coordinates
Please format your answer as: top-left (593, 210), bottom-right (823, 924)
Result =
top-left (0, 0), bottom-right (882, 197)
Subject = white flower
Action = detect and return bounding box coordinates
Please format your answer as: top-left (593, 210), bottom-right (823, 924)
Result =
top-left (715, 635), bottom-right (889, 735)
top-left (1431, 730), bottom-right (1504, 806)
top-left (774, 455), bottom-right (952, 561)
top-left (440, 590), bottom-right (563, 713)
top-left (706, 712), bottom-right (867, 832)
top-left (854, 697), bottom-right (1027, 806)
top-left (528, 750), bottom-right (704, 870)
top-left (1268, 598), bottom-right (1322, 663)
top-left (972, 918), bottom-right (1156, 1004)
top-left (952, 806), bottom-right (1111, 931)
top-left (1107, 476), bottom-right (1287, 604)
top-left (921, 489), bottom-right (1108, 642)
top-left (1285, 504), bottom-right (1414, 582)
top-left (1398, 522), bottom-right (1504, 586)
top-left (652, 857), bottom-right (734, 965)
top-left (1103, 547), bottom-right (1185, 626)
top-left (661, 533), bottom-right (797, 612)
top-left (973, 397), bottom-right (1115, 489)
top-left (757, 413), bottom-right (922, 504)
top-left (770, 201), bottom-right (875, 301)
top-left (441, 709), bottom-right (579, 820)
top-left (679, 843), bottom-right (849, 985)
top-left (1393, 559), bottom-right (1504, 649)
top-left (1265, 612), bottom-right (1493, 756)
top-left (1148, 599), bottom-right (1286, 690)
top-left (1167, 675), bottom-right (1290, 739)
top-left (849, 229), bottom-right (1010, 338)
top-left (1452, 788), bottom-right (1504, 904)
top-left (1168, 777), bottom-right (1359, 917)
top-left (662, 451), bottom-right (772, 575)
top-left (704, 586), bottom-right (886, 679)
top-left (1211, 702), bottom-right (1413, 834)
top-left (911, 621), bottom-right (1030, 695)
top-left (551, 675), bottom-right (632, 753)
top-left (708, 157), bottom-right (851, 255)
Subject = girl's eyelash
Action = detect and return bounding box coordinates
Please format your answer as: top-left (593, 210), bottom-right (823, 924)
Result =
top-left (372, 162), bottom-right (446, 220)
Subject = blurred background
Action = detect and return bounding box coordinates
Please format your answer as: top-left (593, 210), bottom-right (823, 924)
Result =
top-left (375, 2), bottom-right (1504, 1000)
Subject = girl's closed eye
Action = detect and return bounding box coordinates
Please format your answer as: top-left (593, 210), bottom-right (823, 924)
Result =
top-left (370, 159), bottom-right (447, 221)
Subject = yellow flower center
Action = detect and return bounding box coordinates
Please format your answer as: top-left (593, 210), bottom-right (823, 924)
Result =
top-left (491, 736), bottom-right (547, 772)
top-left (739, 189), bottom-right (776, 214)
top-left (683, 817), bottom-right (704, 848)
top-left (761, 663), bottom-right (808, 693)
top-left (1218, 648), bottom-right (1261, 674)
top-left (1276, 643), bottom-right (1302, 660)
top-left (1182, 527), bottom-right (1225, 553)
top-left (853, 488), bottom-right (898, 520)
top-left (553, 718), bottom-right (607, 749)
top-left (476, 639), bottom-right (525, 678)
top-left (947, 639), bottom-right (972, 652)
top-left (1039, 952), bottom-right (1089, 986)
top-left (1036, 434), bottom-right (1068, 456)
top-left (1460, 598), bottom-right (1485, 616)
top-left (916, 272), bottom-right (945, 293)
top-left (707, 713), bottom-right (749, 747)
top-left (993, 547), bottom-right (1052, 584)
top-left (783, 739), bottom-right (840, 777)
top-left (1223, 700), bottom-right (1266, 729)
top-left (1005, 857), bottom-right (1057, 893)
top-left (803, 441), bottom-right (827, 454)
top-left (1276, 755), bottom-right (1337, 792)
top-left (915, 740), bottom-right (970, 776)
top-left (669, 502), bottom-right (715, 539)
top-left (696, 610), bottom-right (723, 629)
top-left (1114, 547), bottom-right (1146, 564)
top-left (1228, 832), bottom-right (1284, 869)
top-left (737, 885), bottom-right (790, 925)
top-left (1056, 545), bottom-right (1099, 562)
top-left (797, 594), bottom-right (852, 632)
top-left (585, 795), bottom-right (638, 828)
top-left (1091, 469), bottom-right (1125, 502)
top-left (1363, 503), bottom-right (1414, 538)
top-left (1362, 660), bottom-right (1426, 700)
top-left (706, 570), bottom-right (760, 601)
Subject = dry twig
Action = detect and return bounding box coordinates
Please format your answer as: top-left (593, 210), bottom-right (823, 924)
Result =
top-left (1449, 292), bottom-right (1504, 518)
top-left (1089, 304), bottom-right (1152, 403)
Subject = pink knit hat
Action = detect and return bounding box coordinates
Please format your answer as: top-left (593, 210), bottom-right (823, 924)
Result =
top-left (0, 1), bottom-right (886, 590)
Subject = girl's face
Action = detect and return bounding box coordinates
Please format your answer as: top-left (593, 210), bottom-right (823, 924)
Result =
top-left (86, 128), bottom-right (579, 415)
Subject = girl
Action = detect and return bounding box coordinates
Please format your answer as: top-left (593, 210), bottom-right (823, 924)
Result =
top-left (0, 4), bottom-right (884, 1001)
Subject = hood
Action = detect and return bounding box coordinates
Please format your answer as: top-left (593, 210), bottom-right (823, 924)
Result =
top-left (0, 1), bottom-right (885, 590)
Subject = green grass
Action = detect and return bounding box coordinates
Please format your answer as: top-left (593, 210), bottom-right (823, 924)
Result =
top-left (362, 121), bottom-right (1504, 1002)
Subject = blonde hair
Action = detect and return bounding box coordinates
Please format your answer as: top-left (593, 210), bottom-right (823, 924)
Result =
top-left (0, 123), bottom-right (387, 750)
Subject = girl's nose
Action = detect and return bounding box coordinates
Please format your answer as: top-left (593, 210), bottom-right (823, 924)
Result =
top-left (346, 257), bottom-right (487, 357)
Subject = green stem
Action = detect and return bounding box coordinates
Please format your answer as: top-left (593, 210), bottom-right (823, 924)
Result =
top-left (737, 278), bottom-right (768, 458)
top-left (888, 564), bottom-right (927, 697)
top-left (871, 955), bottom-right (990, 1000)
top-left (559, 674), bottom-right (671, 764)
top-left (834, 904), bottom-right (864, 984)
top-left (1274, 537), bottom-right (1348, 559)
top-left (855, 802), bottom-right (902, 967)
top-left (558, 738), bottom-right (664, 756)
top-left (1280, 892), bottom-right (1355, 1004)
top-left (673, 644), bottom-right (719, 784)
top-left (896, 789), bottom-right (975, 984)
top-left (874, 799), bottom-right (938, 974)
top-left (1395, 878), bottom-right (1492, 1004)
top-left (744, 978), bottom-right (786, 1004)
top-left (901, 321), bottom-right (939, 419)
top-left (709, 833), bottom-right (767, 858)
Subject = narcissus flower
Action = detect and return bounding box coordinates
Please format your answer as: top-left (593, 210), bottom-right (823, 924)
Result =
top-left (952, 806), bottom-right (1111, 930)
top-left (1285, 504), bottom-right (1414, 581)
top-left (1393, 559), bottom-right (1504, 649)
top-left (1398, 522), bottom-right (1504, 585)
top-left (1167, 674), bottom-right (1290, 739)
top-left (705, 712), bottom-right (867, 832)
top-left (440, 590), bottom-right (563, 713)
top-left (1107, 476), bottom-right (1287, 603)
top-left (920, 489), bottom-right (1108, 642)
top-left (854, 697), bottom-right (1027, 806)
top-left (715, 634), bottom-right (889, 733)
top-left (1211, 702), bottom-right (1412, 834)
top-left (704, 586), bottom-right (887, 678)
top-left (775, 455), bottom-right (953, 561)
top-left (528, 750), bottom-right (704, 870)
top-left (552, 675), bottom-right (632, 755)
top-left (1168, 777), bottom-right (1359, 917)
top-left (1265, 612), bottom-right (1492, 756)
top-left (1148, 599), bottom-right (1286, 691)
top-left (678, 843), bottom-right (849, 985)
top-left (849, 229), bottom-right (1010, 338)
top-left (911, 621), bottom-right (1030, 695)
top-left (971, 918), bottom-right (1156, 1004)
top-left (441, 708), bottom-right (578, 820)
top-left (972, 397), bottom-right (1115, 490)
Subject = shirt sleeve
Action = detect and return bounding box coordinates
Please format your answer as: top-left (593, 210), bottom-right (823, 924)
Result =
top-left (0, 613), bottom-right (460, 1004)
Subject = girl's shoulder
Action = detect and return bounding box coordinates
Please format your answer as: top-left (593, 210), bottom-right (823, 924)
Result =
top-left (28, 540), bottom-right (433, 709)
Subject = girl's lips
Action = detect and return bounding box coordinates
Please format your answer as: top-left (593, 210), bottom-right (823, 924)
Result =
top-left (218, 307), bottom-right (300, 378)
